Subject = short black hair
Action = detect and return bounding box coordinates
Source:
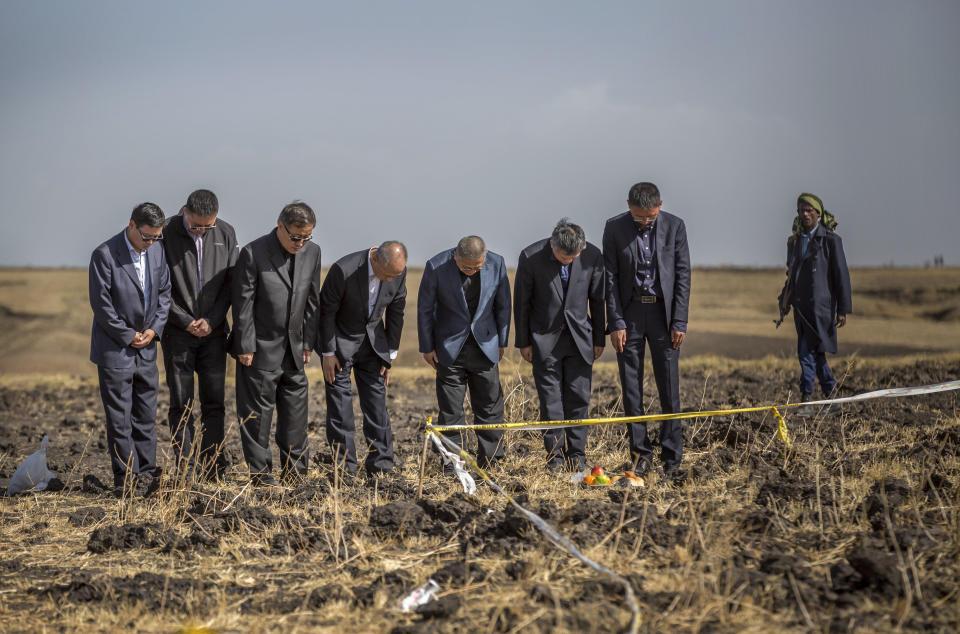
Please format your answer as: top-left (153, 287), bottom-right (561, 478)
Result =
top-left (131, 202), bottom-right (165, 228)
top-left (185, 189), bottom-right (218, 217)
top-left (628, 182), bottom-right (661, 209)
top-left (550, 218), bottom-right (586, 256)
top-left (278, 201), bottom-right (316, 228)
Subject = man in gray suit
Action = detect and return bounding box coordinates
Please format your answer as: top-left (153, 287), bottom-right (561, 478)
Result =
top-left (319, 241), bottom-right (407, 476)
top-left (232, 201), bottom-right (323, 486)
top-left (89, 202), bottom-right (172, 489)
top-left (418, 236), bottom-right (511, 471)
top-left (604, 182), bottom-right (691, 478)
top-left (515, 219), bottom-right (605, 471)
top-left (161, 189), bottom-right (238, 480)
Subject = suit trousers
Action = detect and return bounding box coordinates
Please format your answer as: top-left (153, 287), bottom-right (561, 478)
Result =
top-left (236, 350), bottom-right (310, 477)
top-left (437, 337), bottom-right (505, 465)
top-left (533, 330), bottom-right (591, 465)
top-left (794, 314), bottom-right (836, 395)
top-left (324, 339), bottom-right (394, 474)
top-left (162, 330), bottom-right (227, 476)
top-left (97, 357), bottom-right (160, 486)
top-left (616, 301), bottom-right (682, 468)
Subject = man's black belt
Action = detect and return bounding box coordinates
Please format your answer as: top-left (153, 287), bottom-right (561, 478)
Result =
top-left (632, 295), bottom-right (660, 303)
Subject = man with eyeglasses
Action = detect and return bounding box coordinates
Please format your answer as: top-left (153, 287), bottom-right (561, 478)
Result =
top-left (418, 235), bottom-right (511, 473)
top-left (604, 182), bottom-right (690, 481)
top-left (318, 241), bottom-right (408, 478)
top-left (160, 189), bottom-right (238, 480)
top-left (785, 193), bottom-right (851, 416)
top-left (232, 201), bottom-right (322, 486)
top-left (89, 202), bottom-right (171, 492)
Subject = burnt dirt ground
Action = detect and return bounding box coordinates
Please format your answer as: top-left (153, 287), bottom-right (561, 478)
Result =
top-left (0, 356), bottom-right (958, 633)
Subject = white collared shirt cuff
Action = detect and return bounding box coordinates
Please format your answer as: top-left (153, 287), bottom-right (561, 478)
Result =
top-left (321, 351), bottom-right (336, 357)
top-left (389, 350), bottom-right (398, 360)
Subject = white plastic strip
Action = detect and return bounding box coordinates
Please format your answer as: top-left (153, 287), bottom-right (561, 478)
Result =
top-left (432, 379), bottom-right (960, 432)
top-left (433, 432), bottom-right (641, 634)
top-left (429, 432), bottom-right (476, 495)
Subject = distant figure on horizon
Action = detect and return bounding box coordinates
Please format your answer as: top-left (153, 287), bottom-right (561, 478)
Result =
top-left (161, 189), bottom-right (238, 481)
top-left (603, 182), bottom-right (690, 480)
top-left (514, 219), bottom-right (605, 472)
top-left (88, 202), bottom-right (171, 491)
top-left (318, 241), bottom-right (407, 478)
top-left (418, 235), bottom-right (511, 473)
top-left (785, 193), bottom-right (851, 417)
top-left (231, 202), bottom-right (323, 486)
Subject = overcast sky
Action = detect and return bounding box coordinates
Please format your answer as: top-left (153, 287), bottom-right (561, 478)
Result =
top-left (1, 1), bottom-right (957, 267)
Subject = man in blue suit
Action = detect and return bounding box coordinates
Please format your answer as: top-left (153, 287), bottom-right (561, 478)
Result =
top-left (604, 182), bottom-right (691, 478)
top-left (89, 202), bottom-right (172, 489)
top-left (418, 236), bottom-right (511, 470)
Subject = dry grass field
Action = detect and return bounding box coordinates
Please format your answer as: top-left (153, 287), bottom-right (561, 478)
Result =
top-left (0, 267), bottom-right (958, 632)
top-left (1, 266), bottom-right (958, 376)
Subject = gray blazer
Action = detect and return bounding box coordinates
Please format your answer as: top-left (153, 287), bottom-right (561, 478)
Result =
top-left (514, 238), bottom-right (605, 365)
top-left (317, 249), bottom-right (406, 366)
top-left (89, 230), bottom-right (171, 368)
top-left (231, 229), bottom-right (322, 371)
top-left (603, 210), bottom-right (691, 332)
top-left (417, 248), bottom-right (511, 366)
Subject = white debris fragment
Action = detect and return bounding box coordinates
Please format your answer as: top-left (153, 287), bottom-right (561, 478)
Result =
top-left (400, 578), bottom-right (441, 612)
top-left (6, 435), bottom-right (56, 495)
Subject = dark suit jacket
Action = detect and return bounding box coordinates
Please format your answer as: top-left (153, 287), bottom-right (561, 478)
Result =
top-left (514, 239), bottom-right (605, 365)
top-left (603, 210), bottom-right (691, 332)
top-left (417, 249), bottom-right (511, 366)
top-left (787, 223), bottom-right (852, 353)
top-left (318, 249), bottom-right (406, 366)
top-left (231, 229), bottom-right (322, 371)
top-left (162, 213), bottom-right (238, 336)
top-left (89, 230), bottom-right (172, 368)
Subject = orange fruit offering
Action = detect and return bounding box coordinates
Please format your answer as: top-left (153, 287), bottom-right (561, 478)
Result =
top-left (583, 475), bottom-right (596, 485)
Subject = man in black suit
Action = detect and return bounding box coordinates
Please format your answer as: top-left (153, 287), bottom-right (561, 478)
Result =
top-left (161, 189), bottom-right (238, 480)
top-left (604, 182), bottom-right (691, 478)
top-left (319, 241), bottom-right (407, 476)
top-left (232, 201), bottom-right (323, 486)
top-left (514, 219), bottom-right (605, 471)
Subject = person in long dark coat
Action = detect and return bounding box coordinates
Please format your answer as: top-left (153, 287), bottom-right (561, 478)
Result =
top-left (786, 192), bottom-right (852, 413)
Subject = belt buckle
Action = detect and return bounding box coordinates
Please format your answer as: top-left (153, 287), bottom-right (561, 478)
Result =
top-left (641, 296), bottom-right (657, 304)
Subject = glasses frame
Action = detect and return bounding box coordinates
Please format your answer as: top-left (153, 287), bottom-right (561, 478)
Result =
top-left (136, 227), bottom-right (164, 243)
top-left (186, 219), bottom-right (217, 232)
top-left (281, 222), bottom-right (313, 243)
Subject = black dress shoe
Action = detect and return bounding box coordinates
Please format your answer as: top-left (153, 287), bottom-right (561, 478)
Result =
top-left (795, 392), bottom-right (816, 417)
top-left (546, 460), bottom-right (564, 473)
top-left (567, 456), bottom-right (587, 472)
top-left (281, 471), bottom-right (307, 486)
top-left (662, 465), bottom-right (685, 483)
top-left (251, 473), bottom-right (281, 487)
top-left (478, 457), bottom-right (501, 472)
top-left (133, 474), bottom-right (161, 497)
top-left (622, 455), bottom-right (652, 477)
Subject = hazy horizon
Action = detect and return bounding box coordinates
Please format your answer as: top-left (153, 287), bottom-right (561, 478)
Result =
top-left (2, 1), bottom-right (958, 268)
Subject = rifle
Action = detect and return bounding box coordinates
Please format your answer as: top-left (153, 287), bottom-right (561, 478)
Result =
top-left (774, 273), bottom-right (792, 328)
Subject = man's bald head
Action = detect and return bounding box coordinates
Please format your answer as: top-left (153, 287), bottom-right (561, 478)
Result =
top-left (371, 240), bottom-right (407, 282)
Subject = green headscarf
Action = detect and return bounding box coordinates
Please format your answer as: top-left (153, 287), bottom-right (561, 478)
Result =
top-left (797, 193), bottom-right (824, 215)
top-left (792, 192), bottom-right (837, 235)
